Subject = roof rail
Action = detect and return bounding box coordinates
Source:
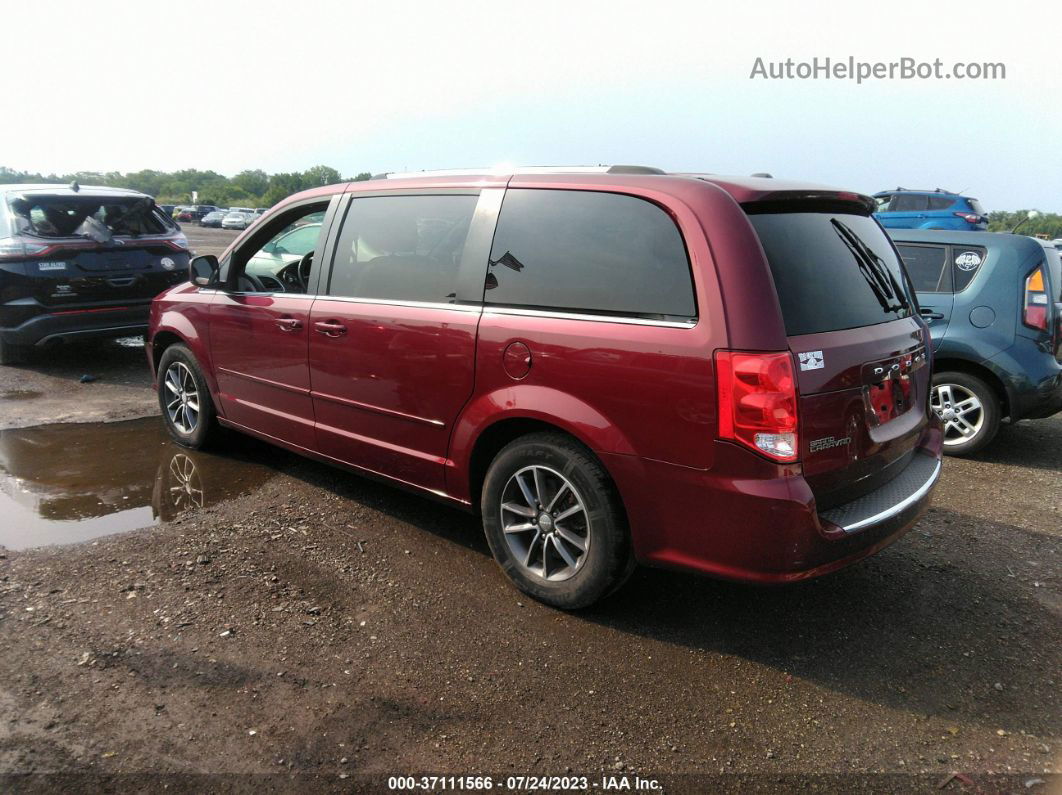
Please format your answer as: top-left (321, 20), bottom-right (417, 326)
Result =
top-left (371, 164), bottom-right (666, 180)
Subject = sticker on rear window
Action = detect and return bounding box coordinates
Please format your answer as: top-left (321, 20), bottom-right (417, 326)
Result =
top-left (954, 251), bottom-right (982, 271)
top-left (38, 261), bottom-right (66, 271)
top-left (798, 350), bottom-right (824, 371)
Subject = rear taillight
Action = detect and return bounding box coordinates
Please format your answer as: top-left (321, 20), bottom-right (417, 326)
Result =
top-left (164, 234), bottom-right (190, 252)
top-left (1024, 265), bottom-right (1049, 331)
top-left (0, 236), bottom-right (55, 261)
top-left (715, 350), bottom-right (799, 462)
top-left (954, 212), bottom-right (982, 224)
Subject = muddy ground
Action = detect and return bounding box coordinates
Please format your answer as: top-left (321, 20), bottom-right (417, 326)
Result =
top-left (0, 234), bottom-right (1058, 790)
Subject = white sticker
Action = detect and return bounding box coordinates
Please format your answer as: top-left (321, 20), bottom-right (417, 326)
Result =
top-left (798, 350), bottom-right (824, 371)
top-left (160, 257), bottom-right (176, 270)
top-left (38, 261), bottom-right (66, 271)
top-left (954, 251), bottom-right (982, 271)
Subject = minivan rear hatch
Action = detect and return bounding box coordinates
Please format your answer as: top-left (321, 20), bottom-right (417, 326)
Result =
top-left (745, 194), bottom-right (931, 510)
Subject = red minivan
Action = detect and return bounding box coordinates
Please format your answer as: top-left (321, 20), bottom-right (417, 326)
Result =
top-left (147, 167), bottom-right (943, 608)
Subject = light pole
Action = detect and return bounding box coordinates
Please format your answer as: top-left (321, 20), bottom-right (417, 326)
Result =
top-left (1012, 209), bottom-right (1040, 234)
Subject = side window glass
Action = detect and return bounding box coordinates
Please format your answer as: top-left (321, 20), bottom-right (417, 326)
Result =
top-left (485, 189), bottom-right (696, 320)
top-left (896, 244), bottom-right (950, 292)
top-left (927, 196), bottom-right (956, 210)
top-left (893, 194), bottom-right (929, 212)
top-left (235, 207), bottom-right (326, 294)
top-left (951, 245), bottom-right (987, 292)
top-left (328, 194), bottom-right (478, 303)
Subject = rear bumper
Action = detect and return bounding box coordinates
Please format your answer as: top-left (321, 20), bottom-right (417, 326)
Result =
top-left (992, 348), bottom-right (1062, 421)
top-left (0, 304), bottom-right (150, 346)
top-left (603, 426), bottom-right (943, 584)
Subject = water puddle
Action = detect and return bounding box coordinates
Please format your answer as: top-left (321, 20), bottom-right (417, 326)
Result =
top-left (0, 417), bottom-right (276, 550)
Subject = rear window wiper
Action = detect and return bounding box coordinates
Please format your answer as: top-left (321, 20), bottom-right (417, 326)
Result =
top-left (831, 219), bottom-right (909, 314)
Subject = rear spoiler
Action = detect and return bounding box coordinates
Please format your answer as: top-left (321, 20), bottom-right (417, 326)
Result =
top-left (743, 190), bottom-right (877, 215)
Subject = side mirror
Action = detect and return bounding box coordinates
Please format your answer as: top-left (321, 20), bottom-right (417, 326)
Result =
top-left (189, 255), bottom-right (219, 287)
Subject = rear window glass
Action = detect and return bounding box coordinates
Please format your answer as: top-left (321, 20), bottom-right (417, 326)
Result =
top-left (8, 195), bottom-right (171, 239)
top-left (967, 199), bottom-right (986, 215)
top-left (951, 245), bottom-right (987, 292)
top-left (896, 243), bottom-right (951, 292)
top-left (485, 189), bottom-right (696, 320)
top-left (746, 209), bottom-right (913, 336)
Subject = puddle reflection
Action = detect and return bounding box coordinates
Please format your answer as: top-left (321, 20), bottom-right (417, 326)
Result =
top-left (0, 417), bottom-right (275, 550)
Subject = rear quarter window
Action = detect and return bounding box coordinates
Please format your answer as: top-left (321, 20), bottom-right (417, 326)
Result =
top-left (950, 245), bottom-right (987, 291)
top-left (485, 189), bottom-right (696, 320)
top-left (746, 208), bottom-right (913, 336)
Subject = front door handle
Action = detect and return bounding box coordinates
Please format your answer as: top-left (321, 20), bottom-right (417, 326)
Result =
top-left (920, 308), bottom-right (945, 320)
top-left (275, 316), bottom-right (302, 331)
top-left (313, 320), bottom-right (347, 337)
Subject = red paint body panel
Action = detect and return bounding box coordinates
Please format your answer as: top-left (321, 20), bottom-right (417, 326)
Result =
top-left (307, 299), bottom-right (479, 493)
top-left (209, 293), bottom-right (316, 448)
top-left (147, 171), bottom-right (942, 586)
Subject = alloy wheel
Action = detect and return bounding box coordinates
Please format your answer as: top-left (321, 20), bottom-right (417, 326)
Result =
top-left (931, 383), bottom-right (984, 446)
top-left (164, 362), bottom-right (200, 435)
top-left (500, 465), bottom-right (590, 582)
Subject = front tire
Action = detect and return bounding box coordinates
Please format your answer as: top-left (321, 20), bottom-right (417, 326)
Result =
top-left (480, 432), bottom-right (633, 609)
top-left (157, 344), bottom-right (220, 449)
top-left (931, 371), bottom-right (1000, 455)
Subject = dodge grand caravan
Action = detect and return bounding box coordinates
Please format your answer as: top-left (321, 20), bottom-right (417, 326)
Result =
top-left (147, 167), bottom-right (943, 608)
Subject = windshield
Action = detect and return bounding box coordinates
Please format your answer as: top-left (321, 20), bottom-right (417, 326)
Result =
top-left (746, 206), bottom-right (914, 336)
top-left (8, 194), bottom-right (172, 239)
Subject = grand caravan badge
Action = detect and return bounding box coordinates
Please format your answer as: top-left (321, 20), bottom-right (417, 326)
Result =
top-left (797, 350), bottom-right (824, 371)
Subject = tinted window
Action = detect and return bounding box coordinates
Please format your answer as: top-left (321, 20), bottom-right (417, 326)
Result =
top-left (896, 244), bottom-right (950, 292)
top-left (950, 245), bottom-right (987, 291)
top-left (967, 199), bottom-right (986, 215)
top-left (746, 210), bottom-right (913, 336)
top-left (927, 196), bottom-right (956, 210)
top-left (892, 194), bottom-right (928, 212)
top-left (329, 194), bottom-right (477, 303)
top-left (486, 189), bottom-right (695, 319)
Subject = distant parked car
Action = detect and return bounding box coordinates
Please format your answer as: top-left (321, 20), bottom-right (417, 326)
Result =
top-left (199, 210), bottom-right (227, 228)
top-left (890, 229), bottom-right (1062, 454)
top-left (874, 189), bottom-right (988, 231)
top-left (253, 208), bottom-right (267, 217)
top-left (221, 211), bottom-right (254, 230)
top-left (0, 183), bottom-right (191, 364)
top-left (174, 206), bottom-right (194, 221)
top-left (159, 204), bottom-right (176, 217)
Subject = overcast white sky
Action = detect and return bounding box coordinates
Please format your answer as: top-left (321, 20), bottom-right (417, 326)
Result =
top-left (4, 0), bottom-right (1059, 209)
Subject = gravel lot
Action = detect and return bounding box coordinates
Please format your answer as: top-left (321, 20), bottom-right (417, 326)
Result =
top-left (0, 228), bottom-right (1058, 790)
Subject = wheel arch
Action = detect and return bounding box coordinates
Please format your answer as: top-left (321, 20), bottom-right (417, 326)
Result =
top-left (457, 409), bottom-right (632, 516)
top-left (933, 357), bottom-right (1010, 418)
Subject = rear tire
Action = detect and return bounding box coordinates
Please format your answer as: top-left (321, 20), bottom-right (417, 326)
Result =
top-left (157, 344), bottom-right (220, 449)
top-left (480, 432), bottom-right (633, 609)
top-left (931, 371), bottom-right (1000, 455)
top-left (0, 339), bottom-right (30, 366)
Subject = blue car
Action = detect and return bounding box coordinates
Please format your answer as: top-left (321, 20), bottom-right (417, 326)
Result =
top-left (874, 188), bottom-right (988, 231)
top-left (889, 230), bottom-right (1062, 454)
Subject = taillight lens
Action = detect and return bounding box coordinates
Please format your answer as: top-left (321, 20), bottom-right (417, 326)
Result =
top-left (0, 236), bottom-right (54, 261)
top-left (953, 211), bottom-right (982, 224)
top-left (715, 350), bottom-right (799, 462)
top-left (1024, 265), bottom-right (1049, 331)
top-left (165, 234), bottom-right (190, 251)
